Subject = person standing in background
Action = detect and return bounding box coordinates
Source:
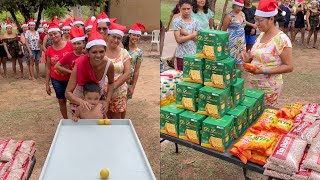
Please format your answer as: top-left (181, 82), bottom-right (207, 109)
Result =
top-left (173, 0), bottom-right (200, 71)
top-left (191, 0), bottom-right (214, 30)
top-left (306, 0), bottom-right (320, 49)
top-left (280, 0), bottom-right (294, 35)
top-left (242, 0), bottom-right (257, 50)
top-left (0, 25), bottom-right (7, 78)
top-left (292, 1), bottom-right (306, 46)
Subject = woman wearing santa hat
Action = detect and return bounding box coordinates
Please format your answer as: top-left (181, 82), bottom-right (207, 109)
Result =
top-left (3, 20), bottom-right (24, 78)
top-left (242, 0), bottom-right (293, 106)
top-left (39, 22), bottom-right (49, 63)
top-left (96, 12), bottom-right (110, 42)
top-left (123, 23), bottom-right (145, 104)
top-left (19, 22), bottom-right (30, 68)
top-left (45, 22), bottom-right (74, 119)
top-left (105, 22), bottom-right (131, 119)
top-left (25, 18), bottom-right (41, 80)
top-left (61, 18), bottom-right (73, 42)
top-left (222, 0), bottom-right (256, 69)
top-left (65, 28), bottom-right (115, 116)
top-left (306, 0), bottom-right (319, 48)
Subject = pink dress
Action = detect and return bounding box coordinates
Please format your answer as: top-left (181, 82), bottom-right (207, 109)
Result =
top-left (249, 31), bottom-right (292, 106)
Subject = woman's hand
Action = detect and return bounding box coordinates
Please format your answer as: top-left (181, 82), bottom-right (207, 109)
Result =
top-left (180, 27), bottom-right (189, 36)
top-left (46, 84), bottom-right (51, 96)
top-left (250, 28), bottom-right (256, 35)
top-left (242, 50), bottom-right (253, 63)
top-left (7, 54), bottom-right (12, 60)
top-left (128, 86), bottom-right (134, 97)
top-left (245, 66), bottom-right (264, 74)
top-left (80, 100), bottom-right (94, 111)
top-left (101, 101), bottom-right (109, 115)
top-left (71, 116), bottom-right (78, 122)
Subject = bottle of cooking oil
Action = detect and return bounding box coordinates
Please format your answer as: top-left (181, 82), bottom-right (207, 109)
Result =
top-left (160, 90), bottom-right (169, 107)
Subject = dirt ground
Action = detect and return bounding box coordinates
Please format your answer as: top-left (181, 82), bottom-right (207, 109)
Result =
top-left (161, 44), bottom-right (320, 180)
top-left (0, 38), bottom-right (160, 180)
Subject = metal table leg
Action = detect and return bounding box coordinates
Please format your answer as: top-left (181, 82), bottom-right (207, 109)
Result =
top-left (243, 167), bottom-right (251, 180)
top-left (175, 143), bottom-right (179, 153)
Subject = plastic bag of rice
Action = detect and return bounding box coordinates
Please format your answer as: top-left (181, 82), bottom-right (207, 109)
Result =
top-left (288, 121), bottom-right (320, 144)
top-left (9, 153), bottom-right (30, 171)
top-left (2, 168), bottom-right (25, 180)
top-left (300, 103), bottom-right (320, 117)
top-left (0, 140), bottom-right (20, 162)
top-left (301, 151), bottom-right (320, 172)
top-left (268, 135), bottom-right (307, 172)
top-left (263, 162), bottom-right (293, 175)
top-left (309, 170), bottom-right (320, 180)
top-left (291, 152), bottom-right (310, 180)
top-left (0, 162), bottom-right (10, 179)
top-left (263, 169), bottom-right (291, 179)
top-left (294, 113), bottom-right (317, 124)
top-left (16, 140), bottom-right (36, 157)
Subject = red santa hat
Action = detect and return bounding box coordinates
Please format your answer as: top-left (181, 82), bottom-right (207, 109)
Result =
top-left (70, 26), bottom-right (86, 43)
top-left (48, 22), bottom-right (61, 33)
top-left (97, 12), bottom-right (110, 23)
top-left (41, 21), bottom-right (49, 28)
top-left (21, 22), bottom-right (28, 28)
top-left (52, 16), bottom-right (60, 25)
top-left (73, 17), bottom-right (84, 26)
top-left (110, 18), bottom-right (117, 23)
top-left (233, 0), bottom-right (244, 7)
top-left (108, 23), bottom-right (126, 37)
top-left (5, 20), bottom-right (12, 28)
top-left (62, 18), bottom-right (73, 30)
top-left (85, 30), bottom-right (106, 49)
top-left (28, 18), bottom-right (35, 25)
top-left (85, 16), bottom-right (96, 30)
top-left (255, 0), bottom-right (279, 17)
top-left (128, 23), bottom-right (146, 35)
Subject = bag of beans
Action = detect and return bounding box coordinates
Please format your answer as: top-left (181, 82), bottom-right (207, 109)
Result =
top-left (0, 162), bottom-right (10, 179)
top-left (263, 162), bottom-right (293, 175)
top-left (2, 169), bottom-right (25, 180)
top-left (301, 103), bottom-right (320, 117)
top-left (9, 153), bottom-right (30, 171)
top-left (309, 170), bottom-right (320, 180)
top-left (16, 140), bottom-right (36, 157)
top-left (0, 140), bottom-right (20, 162)
top-left (294, 113), bottom-right (317, 124)
top-left (291, 153), bottom-right (310, 180)
top-left (267, 135), bottom-right (307, 172)
top-left (288, 121), bottom-right (320, 144)
top-left (263, 169), bottom-right (291, 180)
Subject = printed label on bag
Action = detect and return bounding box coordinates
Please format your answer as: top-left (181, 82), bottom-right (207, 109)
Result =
top-left (272, 136), bottom-right (295, 160)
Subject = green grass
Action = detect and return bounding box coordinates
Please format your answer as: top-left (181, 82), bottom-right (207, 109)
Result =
top-left (161, 1), bottom-right (259, 30)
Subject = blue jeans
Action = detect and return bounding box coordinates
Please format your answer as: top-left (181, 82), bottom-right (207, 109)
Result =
top-left (51, 78), bottom-right (68, 99)
top-left (31, 50), bottom-right (41, 60)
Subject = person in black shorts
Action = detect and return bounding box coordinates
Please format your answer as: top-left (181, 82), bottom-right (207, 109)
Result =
top-left (280, 0), bottom-right (294, 35)
top-left (0, 25), bottom-right (7, 78)
top-left (292, 2), bottom-right (306, 46)
top-left (242, 0), bottom-right (257, 50)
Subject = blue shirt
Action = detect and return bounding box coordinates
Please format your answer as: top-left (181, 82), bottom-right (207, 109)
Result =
top-left (280, 4), bottom-right (292, 23)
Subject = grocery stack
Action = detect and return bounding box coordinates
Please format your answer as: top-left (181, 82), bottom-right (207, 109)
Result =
top-left (160, 69), bottom-right (183, 107)
top-left (160, 29), bottom-right (264, 153)
top-left (0, 140), bottom-right (36, 180)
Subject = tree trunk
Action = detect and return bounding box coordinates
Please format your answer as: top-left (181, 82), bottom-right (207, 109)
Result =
top-left (19, 5), bottom-right (31, 22)
top-left (36, 0), bottom-right (45, 29)
top-left (219, 0), bottom-right (229, 30)
top-left (210, 0), bottom-right (217, 12)
top-left (8, 8), bottom-right (21, 31)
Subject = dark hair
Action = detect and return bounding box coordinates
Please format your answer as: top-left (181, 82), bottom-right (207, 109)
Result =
top-left (122, 35), bottom-right (130, 51)
top-left (193, 0), bottom-right (210, 14)
top-left (179, 0), bottom-right (193, 7)
top-left (83, 82), bottom-right (101, 94)
top-left (267, 16), bottom-right (277, 25)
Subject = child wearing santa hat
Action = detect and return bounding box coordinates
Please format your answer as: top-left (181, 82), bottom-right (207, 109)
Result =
top-left (105, 22), bottom-right (131, 119)
top-left (45, 22), bottom-right (74, 119)
top-left (242, 0), bottom-right (293, 107)
top-left (65, 27), bottom-right (115, 116)
top-left (25, 18), bottom-right (41, 80)
top-left (3, 20), bottom-right (24, 78)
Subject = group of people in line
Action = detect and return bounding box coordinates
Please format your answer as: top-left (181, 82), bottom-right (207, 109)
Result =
top-left (161, 0), bottom-right (295, 107)
top-left (0, 13), bottom-right (146, 120)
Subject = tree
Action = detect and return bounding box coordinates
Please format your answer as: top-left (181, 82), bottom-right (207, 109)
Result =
top-left (219, 0), bottom-right (229, 30)
top-left (44, 6), bottom-right (68, 21)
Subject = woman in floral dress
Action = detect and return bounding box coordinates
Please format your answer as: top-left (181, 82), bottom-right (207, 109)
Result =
top-left (106, 23), bottom-right (131, 119)
top-left (242, 0), bottom-right (293, 107)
